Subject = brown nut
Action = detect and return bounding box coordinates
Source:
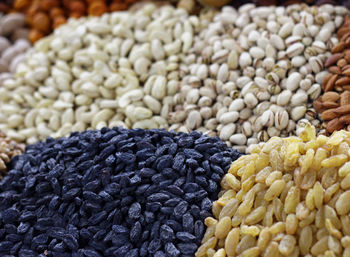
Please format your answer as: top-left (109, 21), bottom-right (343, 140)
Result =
top-left (32, 12), bottom-right (51, 34)
top-left (334, 104), bottom-right (350, 114)
top-left (341, 31), bottom-right (350, 42)
top-left (53, 16), bottom-right (67, 30)
top-left (329, 66), bottom-right (342, 74)
top-left (345, 53), bottom-right (350, 64)
top-left (109, 2), bottom-right (129, 12)
top-left (342, 64), bottom-right (350, 71)
top-left (325, 53), bottom-right (344, 68)
top-left (331, 42), bottom-right (345, 54)
top-left (341, 91), bottom-right (350, 106)
top-left (325, 74), bottom-right (338, 92)
top-left (313, 99), bottom-right (324, 113)
top-left (88, 1), bottom-right (108, 16)
top-left (321, 109), bottom-right (339, 121)
top-left (322, 91), bottom-right (340, 103)
top-left (337, 58), bottom-right (348, 68)
top-left (336, 76), bottom-right (350, 87)
top-left (50, 7), bottom-right (65, 19)
top-left (322, 101), bottom-right (340, 109)
top-left (28, 29), bottom-right (44, 43)
top-left (14, 0), bottom-right (31, 10)
top-left (337, 27), bottom-right (350, 38)
top-left (340, 114), bottom-right (350, 124)
top-left (197, 0), bottom-right (231, 7)
top-left (41, 0), bottom-right (60, 11)
top-left (70, 0), bottom-right (87, 13)
top-left (322, 73), bottom-right (333, 90)
top-left (326, 118), bottom-right (343, 134)
top-left (344, 70), bottom-right (350, 77)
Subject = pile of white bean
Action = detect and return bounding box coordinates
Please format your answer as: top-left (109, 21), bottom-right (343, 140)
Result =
top-left (168, 4), bottom-right (348, 153)
top-left (0, 4), bottom-right (215, 144)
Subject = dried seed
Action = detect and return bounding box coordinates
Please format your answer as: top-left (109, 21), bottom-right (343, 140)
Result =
top-left (331, 42), bottom-right (345, 54)
top-left (325, 53), bottom-right (344, 67)
top-left (325, 74), bottom-right (338, 92)
top-left (336, 77), bottom-right (350, 87)
top-left (322, 102), bottom-right (340, 109)
top-left (327, 118), bottom-right (343, 134)
top-left (340, 114), bottom-right (350, 125)
top-left (341, 91), bottom-right (350, 106)
top-left (322, 92), bottom-right (340, 103)
top-left (329, 66), bottom-right (342, 74)
top-left (334, 105), bottom-right (350, 114)
top-left (321, 109), bottom-right (339, 121)
top-left (0, 128), bottom-right (242, 256)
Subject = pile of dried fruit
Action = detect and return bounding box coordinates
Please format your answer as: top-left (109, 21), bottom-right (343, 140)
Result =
top-left (0, 127), bottom-right (241, 256)
top-left (196, 124), bottom-right (350, 256)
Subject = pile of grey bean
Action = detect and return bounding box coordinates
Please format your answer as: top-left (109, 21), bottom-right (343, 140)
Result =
top-left (168, 4), bottom-right (348, 153)
top-left (0, 13), bottom-right (31, 86)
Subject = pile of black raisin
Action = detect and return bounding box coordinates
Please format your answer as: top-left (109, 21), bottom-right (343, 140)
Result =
top-left (0, 128), bottom-right (241, 257)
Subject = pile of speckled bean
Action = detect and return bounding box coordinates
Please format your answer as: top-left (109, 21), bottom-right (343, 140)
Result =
top-left (169, 4), bottom-right (347, 153)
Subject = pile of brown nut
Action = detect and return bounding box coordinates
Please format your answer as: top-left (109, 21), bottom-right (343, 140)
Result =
top-left (0, 131), bottom-right (25, 177)
top-left (315, 91), bottom-right (350, 133)
top-left (315, 15), bottom-right (350, 134)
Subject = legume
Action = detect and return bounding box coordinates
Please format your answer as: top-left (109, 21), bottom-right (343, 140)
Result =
top-left (0, 3), bottom-right (215, 144)
top-left (169, 4), bottom-right (347, 153)
top-left (196, 123), bottom-right (350, 256)
top-left (0, 127), bottom-right (241, 256)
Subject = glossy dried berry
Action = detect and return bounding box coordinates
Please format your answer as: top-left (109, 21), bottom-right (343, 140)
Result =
top-left (0, 128), bottom-right (241, 255)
